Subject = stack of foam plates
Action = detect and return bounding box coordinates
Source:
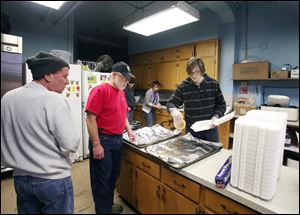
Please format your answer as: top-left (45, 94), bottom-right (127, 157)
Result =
top-left (231, 110), bottom-right (287, 200)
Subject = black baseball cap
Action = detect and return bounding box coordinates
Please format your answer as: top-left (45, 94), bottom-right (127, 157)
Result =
top-left (112, 62), bottom-right (135, 80)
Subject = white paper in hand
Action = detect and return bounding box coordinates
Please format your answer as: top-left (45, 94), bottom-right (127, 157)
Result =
top-left (213, 111), bottom-right (235, 126)
top-left (190, 111), bottom-right (236, 132)
top-left (190, 119), bottom-right (213, 132)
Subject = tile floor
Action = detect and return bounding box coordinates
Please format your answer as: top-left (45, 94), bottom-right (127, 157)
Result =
top-left (1, 159), bottom-right (136, 214)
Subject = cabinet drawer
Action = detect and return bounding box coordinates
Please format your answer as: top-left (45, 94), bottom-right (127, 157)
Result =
top-left (122, 147), bottom-right (135, 163)
top-left (135, 153), bottom-right (160, 179)
top-left (162, 167), bottom-right (200, 203)
top-left (205, 189), bottom-right (257, 214)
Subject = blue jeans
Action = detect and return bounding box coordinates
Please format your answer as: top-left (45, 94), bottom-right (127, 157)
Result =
top-left (188, 127), bottom-right (219, 142)
top-left (143, 109), bottom-right (156, 127)
top-left (89, 134), bottom-right (123, 214)
top-left (13, 175), bottom-right (74, 214)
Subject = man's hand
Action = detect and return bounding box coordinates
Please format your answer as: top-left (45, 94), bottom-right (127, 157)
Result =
top-left (170, 109), bottom-right (183, 125)
top-left (210, 115), bottom-right (218, 129)
top-left (154, 104), bottom-right (162, 110)
top-left (128, 130), bottom-right (136, 143)
top-left (93, 144), bottom-right (104, 160)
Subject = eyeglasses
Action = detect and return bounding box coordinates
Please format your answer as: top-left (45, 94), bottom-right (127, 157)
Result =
top-left (116, 73), bottom-right (129, 82)
top-left (189, 69), bottom-right (202, 76)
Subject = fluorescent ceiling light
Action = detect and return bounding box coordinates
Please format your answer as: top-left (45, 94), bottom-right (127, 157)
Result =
top-left (123, 1), bottom-right (199, 36)
top-left (31, 1), bottom-right (65, 10)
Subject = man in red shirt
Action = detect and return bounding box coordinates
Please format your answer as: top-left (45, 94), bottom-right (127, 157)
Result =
top-left (86, 61), bottom-right (136, 214)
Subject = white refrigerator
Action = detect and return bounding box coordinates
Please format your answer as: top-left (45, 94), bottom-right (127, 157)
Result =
top-left (80, 62), bottom-right (111, 158)
top-left (26, 64), bottom-right (83, 163)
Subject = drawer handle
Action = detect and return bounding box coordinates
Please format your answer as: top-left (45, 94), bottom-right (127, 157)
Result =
top-left (173, 179), bottom-right (186, 189)
top-left (142, 162), bottom-right (151, 169)
top-left (220, 204), bottom-right (238, 214)
top-left (161, 187), bottom-right (166, 202)
top-left (156, 185), bottom-right (160, 199)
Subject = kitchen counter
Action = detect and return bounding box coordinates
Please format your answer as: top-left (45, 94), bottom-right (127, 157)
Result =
top-left (124, 142), bottom-right (299, 214)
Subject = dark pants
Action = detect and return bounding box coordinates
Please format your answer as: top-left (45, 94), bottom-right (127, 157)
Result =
top-left (89, 134), bottom-right (123, 214)
top-left (143, 109), bottom-right (156, 127)
top-left (127, 109), bottom-right (134, 123)
top-left (13, 175), bottom-right (74, 214)
top-left (188, 127), bottom-right (219, 142)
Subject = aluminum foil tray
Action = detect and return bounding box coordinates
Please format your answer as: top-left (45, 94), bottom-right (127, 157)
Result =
top-left (145, 133), bottom-right (222, 169)
top-left (123, 124), bottom-right (180, 148)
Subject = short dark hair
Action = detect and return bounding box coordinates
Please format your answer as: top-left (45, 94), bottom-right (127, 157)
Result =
top-left (186, 57), bottom-right (205, 75)
top-left (152, 80), bottom-right (161, 87)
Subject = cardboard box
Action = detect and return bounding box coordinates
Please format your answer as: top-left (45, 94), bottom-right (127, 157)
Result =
top-left (233, 61), bottom-right (270, 80)
top-left (271, 71), bottom-right (288, 79)
top-left (234, 104), bottom-right (256, 116)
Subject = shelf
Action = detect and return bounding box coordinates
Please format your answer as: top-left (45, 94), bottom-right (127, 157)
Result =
top-left (232, 78), bottom-right (299, 81)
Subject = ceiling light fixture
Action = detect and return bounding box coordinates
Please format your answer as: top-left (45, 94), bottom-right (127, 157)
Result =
top-left (31, 1), bottom-right (65, 10)
top-left (123, 1), bottom-right (199, 36)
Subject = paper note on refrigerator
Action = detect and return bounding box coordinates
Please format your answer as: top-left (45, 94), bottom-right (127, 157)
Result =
top-left (191, 111), bottom-right (235, 132)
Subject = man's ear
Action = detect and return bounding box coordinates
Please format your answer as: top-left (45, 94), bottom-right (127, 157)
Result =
top-left (43, 73), bottom-right (52, 82)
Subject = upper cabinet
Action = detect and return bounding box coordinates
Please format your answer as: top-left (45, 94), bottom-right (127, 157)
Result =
top-left (195, 39), bottom-right (220, 81)
top-left (176, 44), bottom-right (195, 61)
top-left (195, 40), bottom-right (217, 57)
top-left (130, 39), bottom-right (220, 90)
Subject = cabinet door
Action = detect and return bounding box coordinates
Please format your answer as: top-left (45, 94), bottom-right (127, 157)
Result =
top-left (177, 44), bottom-right (194, 60)
top-left (149, 64), bottom-right (161, 88)
top-left (162, 48), bottom-right (177, 62)
top-left (201, 56), bottom-right (218, 80)
top-left (131, 65), bottom-right (150, 89)
top-left (135, 168), bottom-right (161, 214)
top-left (161, 184), bottom-right (198, 214)
top-left (159, 62), bottom-right (178, 90)
top-left (195, 40), bottom-right (216, 57)
top-left (177, 60), bottom-right (189, 86)
top-left (118, 160), bottom-right (135, 206)
top-left (204, 188), bottom-right (257, 214)
top-left (150, 51), bottom-right (163, 64)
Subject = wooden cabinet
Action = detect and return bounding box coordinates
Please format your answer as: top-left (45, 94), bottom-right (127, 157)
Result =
top-left (204, 188), bottom-right (257, 214)
top-left (130, 53), bottom-right (150, 66)
top-left (130, 39), bottom-right (220, 89)
top-left (135, 153), bottom-right (160, 180)
top-left (158, 62), bottom-right (178, 90)
top-left (150, 51), bottom-right (163, 64)
top-left (177, 60), bottom-right (189, 85)
top-left (135, 168), bottom-right (161, 214)
top-left (195, 39), bottom-right (220, 81)
top-left (161, 166), bottom-right (200, 203)
top-left (118, 147), bottom-right (259, 214)
top-left (131, 65), bottom-right (150, 89)
top-left (195, 40), bottom-right (217, 57)
top-left (135, 167), bottom-right (199, 214)
top-left (177, 44), bottom-right (194, 60)
top-left (117, 159), bottom-right (135, 207)
top-left (161, 184), bottom-right (199, 214)
top-left (161, 47), bottom-right (177, 62)
top-left (201, 56), bottom-right (218, 81)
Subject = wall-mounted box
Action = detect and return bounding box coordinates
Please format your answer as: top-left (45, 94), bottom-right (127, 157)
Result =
top-left (233, 61), bottom-right (270, 80)
top-left (270, 71), bottom-right (289, 79)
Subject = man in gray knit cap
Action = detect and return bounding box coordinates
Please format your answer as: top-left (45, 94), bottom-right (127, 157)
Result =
top-left (1, 51), bottom-right (80, 214)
